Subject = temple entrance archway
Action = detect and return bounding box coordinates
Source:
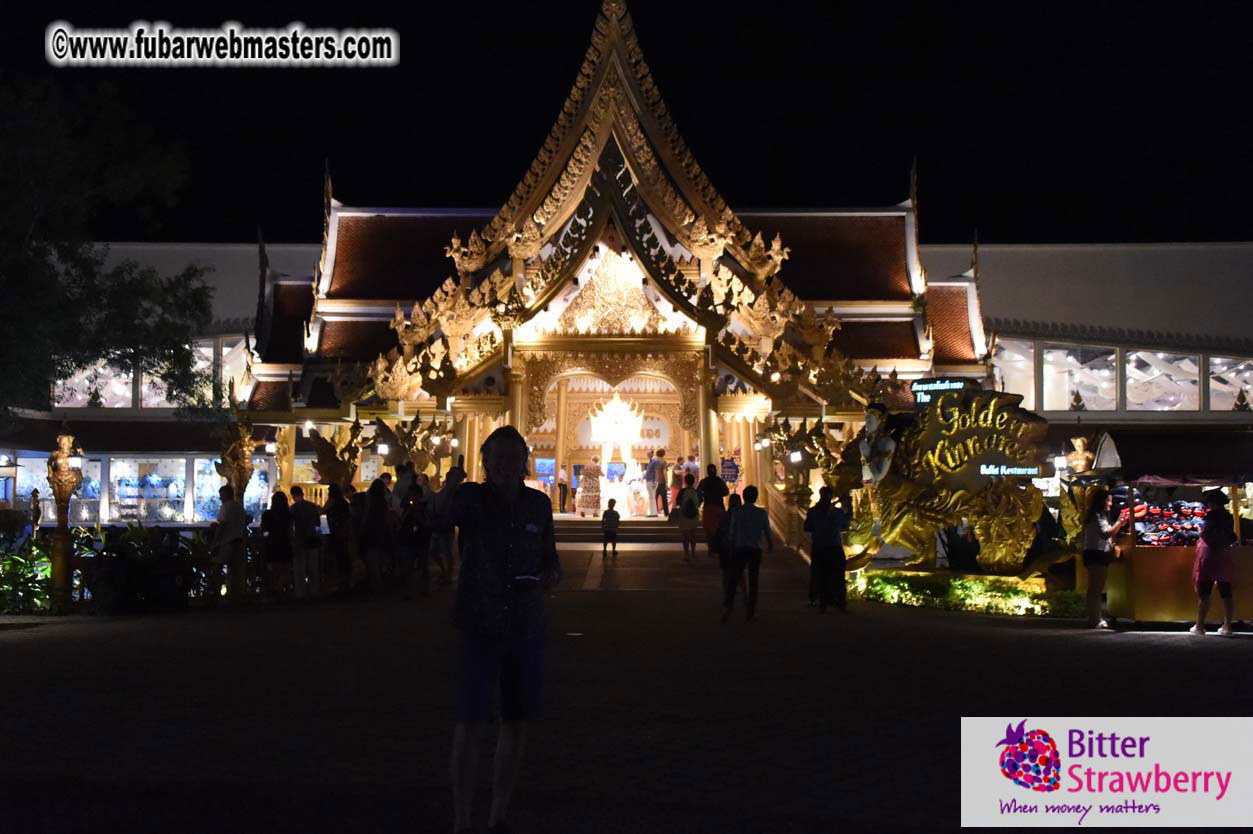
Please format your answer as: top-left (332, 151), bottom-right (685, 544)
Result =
top-left (515, 353), bottom-right (706, 516)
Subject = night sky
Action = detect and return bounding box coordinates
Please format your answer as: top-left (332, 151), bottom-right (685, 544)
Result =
top-left (8, 1), bottom-right (1252, 244)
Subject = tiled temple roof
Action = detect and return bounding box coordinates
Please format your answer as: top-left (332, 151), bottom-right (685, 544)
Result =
top-left (738, 213), bottom-right (912, 302)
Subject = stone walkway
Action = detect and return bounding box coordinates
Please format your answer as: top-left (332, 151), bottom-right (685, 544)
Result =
top-left (2, 543), bottom-right (1250, 833)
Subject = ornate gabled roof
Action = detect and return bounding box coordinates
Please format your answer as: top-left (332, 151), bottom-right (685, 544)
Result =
top-left (471, 0), bottom-right (764, 273)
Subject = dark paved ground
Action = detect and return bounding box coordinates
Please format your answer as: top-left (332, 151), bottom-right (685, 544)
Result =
top-left (3, 543), bottom-right (1251, 834)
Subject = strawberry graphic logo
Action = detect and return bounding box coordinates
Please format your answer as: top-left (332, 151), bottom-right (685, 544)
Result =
top-left (996, 719), bottom-right (1061, 792)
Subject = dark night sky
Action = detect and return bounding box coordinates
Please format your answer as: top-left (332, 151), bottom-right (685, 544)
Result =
top-left (8, 1), bottom-right (1253, 244)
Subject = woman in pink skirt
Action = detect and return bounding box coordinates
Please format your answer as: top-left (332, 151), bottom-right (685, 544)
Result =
top-left (1192, 490), bottom-right (1237, 637)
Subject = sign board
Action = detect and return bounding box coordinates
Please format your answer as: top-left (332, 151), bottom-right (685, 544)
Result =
top-left (910, 377), bottom-right (981, 409)
top-left (720, 457), bottom-right (740, 485)
top-left (910, 389), bottom-right (1050, 493)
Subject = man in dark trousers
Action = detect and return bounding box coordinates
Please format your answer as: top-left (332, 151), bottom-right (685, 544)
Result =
top-left (804, 486), bottom-right (851, 612)
top-left (450, 425), bottom-right (562, 834)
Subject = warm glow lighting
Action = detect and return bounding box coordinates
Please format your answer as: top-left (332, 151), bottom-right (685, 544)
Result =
top-left (789, 450), bottom-right (802, 463)
top-left (377, 443), bottom-right (390, 456)
top-left (304, 419), bottom-right (314, 432)
top-left (264, 442), bottom-right (277, 454)
top-left (770, 371), bottom-right (781, 382)
top-left (450, 437), bottom-right (460, 448)
top-left (1053, 455), bottom-right (1068, 471)
top-left (588, 390), bottom-right (645, 465)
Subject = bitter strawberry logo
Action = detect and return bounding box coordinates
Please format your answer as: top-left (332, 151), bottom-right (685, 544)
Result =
top-left (996, 719), bottom-right (1061, 792)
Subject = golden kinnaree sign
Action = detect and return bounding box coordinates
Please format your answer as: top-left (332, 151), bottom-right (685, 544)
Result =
top-left (915, 391), bottom-right (1051, 492)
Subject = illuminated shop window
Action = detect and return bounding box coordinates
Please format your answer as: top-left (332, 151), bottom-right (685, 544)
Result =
top-left (991, 338), bottom-right (1035, 409)
top-left (108, 458), bottom-right (187, 523)
top-left (53, 362), bottom-right (134, 408)
top-left (1042, 345), bottom-right (1116, 411)
top-left (141, 341), bottom-right (215, 407)
top-left (1124, 350), bottom-right (1199, 411)
top-left (193, 456), bottom-right (270, 522)
top-left (1208, 356), bottom-right (1253, 411)
top-left (16, 458), bottom-right (103, 523)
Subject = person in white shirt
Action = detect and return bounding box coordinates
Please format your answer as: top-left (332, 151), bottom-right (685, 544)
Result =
top-left (722, 485), bottom-right (773, 622)
top-left (209, 484), bottom-right (249, 601)
top-left (557, 464), bottom-right (570, 514)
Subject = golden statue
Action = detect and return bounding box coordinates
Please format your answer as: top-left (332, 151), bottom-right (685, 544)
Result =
top-left (310, 419), bottom-right (363, 488)
top-left (216, 420), bottom-right (257, 502)
top-left (47, 431), bottom-right (83, 527)
top-left (1066, 436), bottom-right (1095, 473)
top-left (47, 430), bottom-right (83, 611)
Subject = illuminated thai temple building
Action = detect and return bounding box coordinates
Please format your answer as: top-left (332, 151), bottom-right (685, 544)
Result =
top-left (4, 1), bottom-right (1251, 570)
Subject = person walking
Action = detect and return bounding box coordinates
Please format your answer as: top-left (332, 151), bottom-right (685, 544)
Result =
top-left (804, 486), bottom-right (851, 613)
top-left (674, 473), bottom-right (702, 562)
top-left (684, 454), bottom-right (700, 485)
top-left (557, 464), bottom-right (569, 514)
top-left (697, 464), bottom-right (729, 558)
top-left (208, 484), bottom-right (248, 602)
top-left (1192, 490), bottom-right (1237, 636)
top-left (450, 425), bottom-right (562, 834)
top-left (577, 456), bottom-right (602, 517)
top-left (644, 449), bottom-right (667, 518)
top-left (323, 483), bottom-right (354, 598)
top-left (1081, 488), bottom-right (1130, 629)
top-left (260, 492), bottom-right (294, 598)
top-left (289, 486), bottom-right (323, 600)
top-left (601, 498), bottom-right (621, 558)
top-left (722, 485), bottom-right (773, 622)
top-left (360, 479), bottom-right (395, 594)
top-left (714, 493), bottom-right (742, 576)
top-left (670, 456), bottom-right (684, 510)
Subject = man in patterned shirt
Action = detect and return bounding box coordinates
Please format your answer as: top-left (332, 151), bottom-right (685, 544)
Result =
top-left (450, 425), bottom-right (562, 834)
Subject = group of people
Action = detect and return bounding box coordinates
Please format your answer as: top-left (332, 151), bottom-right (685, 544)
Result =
top-left (1082, 487), bottom-right (1238, 635)
top-left (206, 459), bottom-right (470, 602)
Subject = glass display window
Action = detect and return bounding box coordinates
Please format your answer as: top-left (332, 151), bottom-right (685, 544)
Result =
top-left (53, 362), bottom-right (134, 408)
top-left (16, 457), bottom-right (102, 523)
top-left (242, 457), bottom-right (271, 521)
top-left (991, 338), bottom-right (1035, 409)
top-left (108, 458), bottom-right (187, 523)
top-left (193, 457), bottom-right (227, 522)
top-left (1124, 350), bottom-right (1199, 411)
top-left (1208, 356), bottom-right (1253, 411)
top-left (1042, 344), bottom-right (1116, 411)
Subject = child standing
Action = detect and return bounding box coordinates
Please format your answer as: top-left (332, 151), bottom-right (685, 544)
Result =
top-left (602, 498), bottom-right (621, 558)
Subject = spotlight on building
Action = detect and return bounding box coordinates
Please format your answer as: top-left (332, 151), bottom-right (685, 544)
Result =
top-left (451, 437), bottom-right (460, 448)
top-left (264, 442), bottom-right (277, 454)
top-left (377, 443), bottom-right (390, 456)
top-left (304, 419), bottom-right (314, 432)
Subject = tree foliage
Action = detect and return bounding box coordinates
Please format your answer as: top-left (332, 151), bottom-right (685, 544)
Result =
top-left (0, 77), bottom-right (214, 420)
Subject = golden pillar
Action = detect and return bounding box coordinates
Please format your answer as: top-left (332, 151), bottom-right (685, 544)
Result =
top-left (553, 379), bottom-right (569, 509)
top-left (698, 374), bottom-right (718, 478)
top-left (47, 431), bottom-right (83, 612)
top-left (274, 425), bottom-right (296, 495)
top-left (508, 366), bottom-right (527, 433)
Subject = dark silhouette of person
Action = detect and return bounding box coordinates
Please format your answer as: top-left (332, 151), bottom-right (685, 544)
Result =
top-left (697, 463), bottom-right (730, 557)
top-left (450, 425), bottom-right (562, 834)
top-left (260, 491), bottom-right (293, 597)
top-left (804, 486), bottom-right (850, 612)
top-left (322, 483), bottom-right (353, 597)
top-left (722, 485), bottom-right (773, 622)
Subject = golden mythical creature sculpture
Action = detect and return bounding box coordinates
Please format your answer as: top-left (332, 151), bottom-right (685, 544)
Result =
top-left (820, 390), bottom-right (1050, 575)
top-left (216, 420), bottom-right (257, 502)
top-left (46, 431), bottom-right (83, 527)
top-left (310, 419), bottom-right (363, 489)
top-left (1066, 436), bottom-right (1096, 473)
top-left (373, 416), bottom-right (433, 473)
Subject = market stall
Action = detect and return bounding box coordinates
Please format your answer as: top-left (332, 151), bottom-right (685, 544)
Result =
top-left (1063, 428), bottom-right (1253, 622)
